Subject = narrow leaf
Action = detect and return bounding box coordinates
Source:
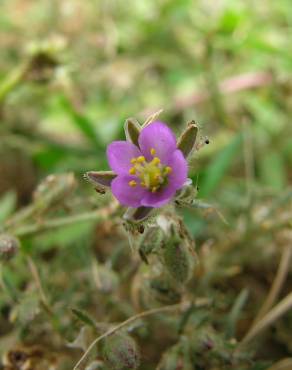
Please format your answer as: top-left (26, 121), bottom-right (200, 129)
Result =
top-left (71, 308), bottom-right (96, 328)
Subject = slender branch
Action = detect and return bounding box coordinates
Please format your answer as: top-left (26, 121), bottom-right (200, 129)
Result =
top-left (254, 245), bottom-right (292, 323)
top-left (26, 255), bottom-right (53, 316)
top-left (73, 301), bottom-right (192, 370)
top-left (237, 292), bottom-right (292, 350)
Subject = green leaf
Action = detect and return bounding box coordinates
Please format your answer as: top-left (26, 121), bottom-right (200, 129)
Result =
top-left (199, 134), bottom-right (242, 197)
top-left (259, 151), bottom-right (286, 190)
top-left (59, 96), bottom-right (103, 150)
top-left (12, 292), bottom-right (40, 324)
top-left (0, 191), bottom-right (17, 224)
top-left (71, 308), bottom-right (96, 328)
top-left (226, 288), bottom-right (249, 338)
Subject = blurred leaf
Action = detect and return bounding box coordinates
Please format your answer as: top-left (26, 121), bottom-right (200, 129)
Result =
top-left (11, 292), bottom-right (40, 324)
top-left (226, 288), bottom-right (249, 338)
top-left (34, 148), bottom-right (67, 170)
top-left (0, 191), bottom-right (17, 223)
top-left (199, 134), bottom-right (242, 197)
top-left (71, 308), bottom-right (96, 328)
top-left (34, 222), bottom-right (94, 251)
top-left (0, 266), bottom-right (19, 302)
top-left (59, 96), bottom-right (103, 150)
top-left (218, 6), bottom-right (246, 34)
top-left (259, 151), bottom-right (287, 190)
top-left (67, 326), bottom-right (93, 352)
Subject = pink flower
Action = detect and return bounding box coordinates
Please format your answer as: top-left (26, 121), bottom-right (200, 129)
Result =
top-left (107, 122), bottom-right (187, 208)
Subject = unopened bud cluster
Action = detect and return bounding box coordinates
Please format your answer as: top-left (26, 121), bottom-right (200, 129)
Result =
top-left (102, 333), bottom-right (140, 370)
top-left (0, 234), bottom-right (20, 261)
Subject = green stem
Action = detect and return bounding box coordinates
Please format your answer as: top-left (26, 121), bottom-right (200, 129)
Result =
top-left (204, 39), bottom-right (230, 127)
top-left (10, 205), bottom-right (119, 237)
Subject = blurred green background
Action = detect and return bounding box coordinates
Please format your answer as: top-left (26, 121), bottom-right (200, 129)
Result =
top-left (0, 0), bottom-right (292, 368)
top-left (1, 0), bottom-right (291, 199)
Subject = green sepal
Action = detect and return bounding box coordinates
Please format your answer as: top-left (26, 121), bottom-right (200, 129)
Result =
top-left (123, 206), bottom-right (153, 223)
top-left (142, 109), bottom-right (163, 127)
top-left (177, 121), bottom-right (198, 158)
top-left (84, 171), bottom-right (116, 192)
top-left (124, 117), bottom-right (141, 146)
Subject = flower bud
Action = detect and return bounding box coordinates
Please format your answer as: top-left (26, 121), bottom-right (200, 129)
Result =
top-left (85, 360), bottom-right (104, 370)
top-left (94, 264), bottom-right (119, 294)
top-left (163, 226), bottom-right (196, 284)
top-left (102, 333), bottom-right (140, 370)
top-left (157, 342), bottom-right (192, 370)
top-left (139, 226), bottom-right (164, 263)
top-left (33, 173), bottom-right (76, 209)
top-left (124, 118), bottom-right (141, 146)
top-left (149, 276), bottom-right (181, 304)
top-left (0, 234), bottom-right (20, 261)
top-left (177, 121), bottom-right (198, 158)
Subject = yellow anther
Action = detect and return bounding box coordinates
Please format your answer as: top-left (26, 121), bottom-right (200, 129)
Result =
top-left (150, 148), bottom-right (156, 156)
top-left (129, 167), bottom-right (136, 175)
top-left (137, 156), bottom-right (145, 163)
top-left (165, 166), bottom-right (172, 174)
top-left (128, 180), bottom-right (137, 187)
top-left (152, 157), bottom-right (160, 165)
top-left (131, 158), bottom-right (137, 164)
top-left (140, 182), bottom-right (146, 187)
top-left (151, 187), bottom-right (158, 193)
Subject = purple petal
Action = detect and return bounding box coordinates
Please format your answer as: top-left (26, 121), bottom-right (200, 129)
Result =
top-left (141, 186), bottom-right (177, 208)
top-left (167, 149), bottom-right (188, 189)
top-left (107, 141), bottom-right (141, 175)
top-left (138, 121), bottom-right (177, 163)
top-left (141, 150), bottom-right (187, 208)
top-left (111, 175), bottom-right (147, 207)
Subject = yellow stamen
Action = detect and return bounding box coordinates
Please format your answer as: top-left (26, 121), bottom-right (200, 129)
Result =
top-left (152, 157), bottom-right (160, 165)
top-left (131, 158), bottom-right (137, 164)
top-left (129, 180), bottom-right (137, 187)
top-left (165, 166), bottom-right (172, 174)
top-left (151, 187), bottom-right (158, 193)
top-left (150, 148), bottom-right (156, 156)
top-left (129, 167), bottom-right (136, 175)
top-left (140, 182), bottom-right (146, 187)
top-left (137, 156), bottom-right (145, 163)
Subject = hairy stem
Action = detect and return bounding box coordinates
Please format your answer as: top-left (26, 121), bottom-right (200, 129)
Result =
top-left (26, 255), bottom-right (53, 316)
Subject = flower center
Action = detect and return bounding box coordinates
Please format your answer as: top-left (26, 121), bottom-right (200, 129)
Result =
top-left (128, 148), bottom-right (172, 193)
